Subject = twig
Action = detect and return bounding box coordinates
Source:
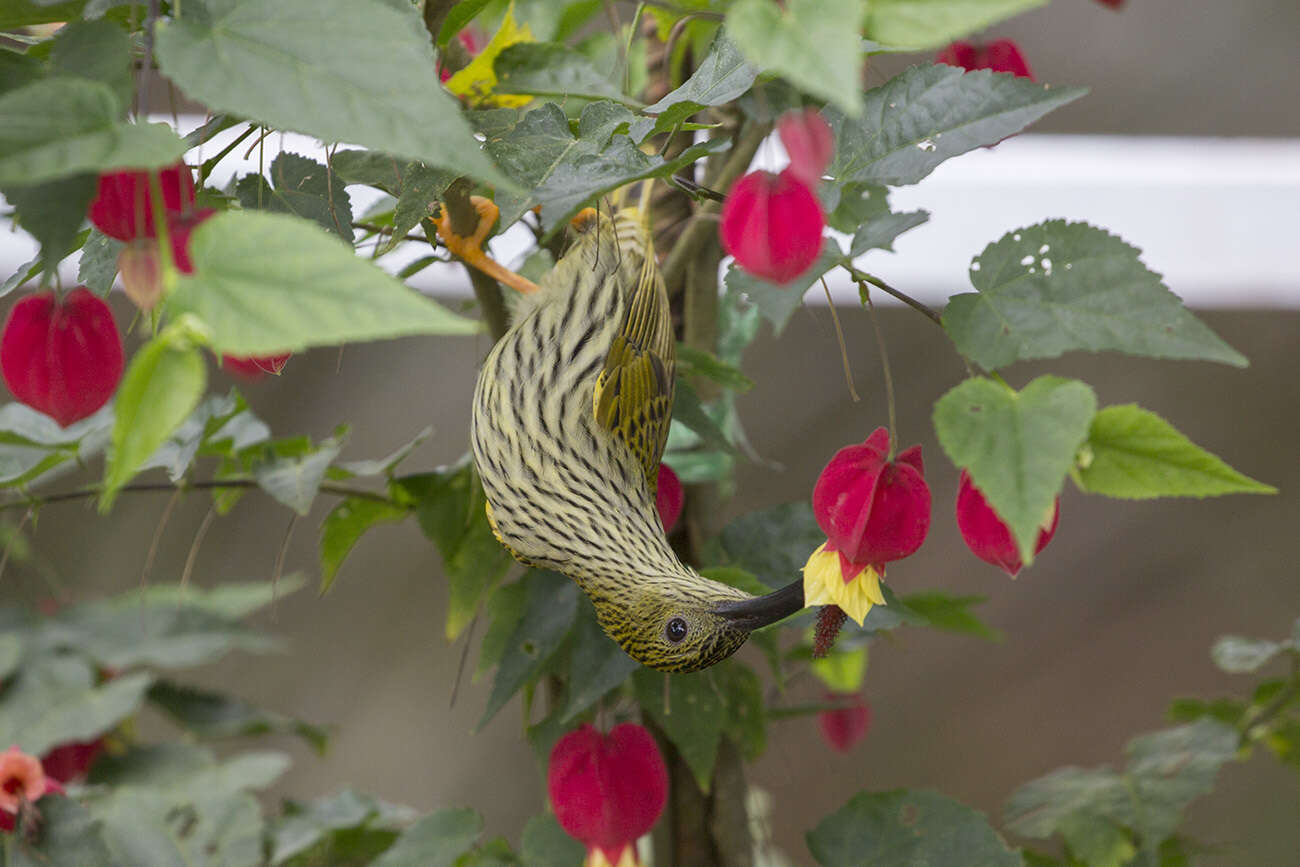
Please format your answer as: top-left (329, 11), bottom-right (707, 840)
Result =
top-left (0, 479), bottom-right (400, 514)
top-left (179, 506), bottom-right (217, 593)
top-left (428, 178), bottom-right (511, 341)
top-left (861, 282), bottom-right (898, 455)
top-left (422, 0), bottom-right (458, 47)
top-left (140, 487), bottom-right (181, 587)
top-left (843, 265), bottom-right (944, 328)
top-left (135, 0), bottom-right (163, 117)
top-left (820, 276), bottom-right (860, 402)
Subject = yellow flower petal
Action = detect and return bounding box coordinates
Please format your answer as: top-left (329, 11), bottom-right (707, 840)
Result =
top-left (445, 4), bottom-right (535, 108)
top-left (801, 543), bottom-right (887, 627)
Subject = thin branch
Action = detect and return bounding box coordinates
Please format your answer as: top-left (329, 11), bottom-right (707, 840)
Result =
top-left (861, 283), bottom-right (898, 455)
top-left (135, 0), bottom-right (163, 117)
top-left (843, 265), bottom-right (944, 328)
top-left (140, 488), bottom-right (181, 587)
top-left (0, 479), bottom-right (400, 514)
top-left (179, 506), bottom-right (217, 593)
top-left (353, 222), bottom-right (428, 244)
top-left (820, 276), bottom-right (860, 402)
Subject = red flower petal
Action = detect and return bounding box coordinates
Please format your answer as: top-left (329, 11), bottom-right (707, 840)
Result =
top-left (655, 463), bottom-right (683, 533)
top-left (720, 169), bottom-right (825, 284)
top-left (1, 288), bottom-right (124, 426)
top-left (818, 693), bottom-right (871, 752)
top-left (778, 108), bottom-right (834, 187)
top-left (221, 354), bottom-right (291, 379)
top-left (549, 723), bottom-right (668, 862)
top-left (87, 164), bottom-right (195, 242)
top-left (41, 740), bottom-right (104, 785)
top-left (813, 427), bottom-right (930, 569)
top-left (955, 469), bottom-right (1059, 577)
top-left (935, 38), bottom-right (1035, 80)
top-left (168, 208), bottom-right (218, 275)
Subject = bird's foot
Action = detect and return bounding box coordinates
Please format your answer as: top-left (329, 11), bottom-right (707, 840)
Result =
top-left (434, 195), bottom-right (539, 295)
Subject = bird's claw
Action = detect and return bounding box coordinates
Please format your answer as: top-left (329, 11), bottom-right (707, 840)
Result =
top-left (434, 195), bottom-right (539, 295)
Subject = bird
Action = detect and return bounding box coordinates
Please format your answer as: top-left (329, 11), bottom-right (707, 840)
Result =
top-left (436, 189), bottom-right (804, 673)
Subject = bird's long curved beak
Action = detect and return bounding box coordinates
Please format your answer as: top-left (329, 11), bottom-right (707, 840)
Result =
top-left (712, 579), bottom-right (805, 631)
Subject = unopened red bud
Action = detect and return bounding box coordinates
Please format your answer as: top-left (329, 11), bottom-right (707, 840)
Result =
top-left (118, 241), bottom-right (164, 311)
top-left (955, 469), bottom-right (1059, 577)
top-left (720, 169), bottom-right (824, 284)
top-left (778, 108), bottom-right (834, 187)
top-left (818, 693), bottom-right (871, 752)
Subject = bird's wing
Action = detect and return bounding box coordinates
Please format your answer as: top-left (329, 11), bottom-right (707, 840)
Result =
top-left (593, 248), bottom-right (675, 494)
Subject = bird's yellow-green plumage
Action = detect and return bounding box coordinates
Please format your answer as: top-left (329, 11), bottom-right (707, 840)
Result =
top-left (470, 202), bottom-right (767, 673)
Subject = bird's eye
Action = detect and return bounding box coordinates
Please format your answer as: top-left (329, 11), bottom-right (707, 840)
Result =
top-left (665, 616), bottom-right (689, 643)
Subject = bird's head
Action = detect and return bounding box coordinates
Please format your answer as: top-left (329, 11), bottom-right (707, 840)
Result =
top-left (587, 576), bottom-right (804, 673)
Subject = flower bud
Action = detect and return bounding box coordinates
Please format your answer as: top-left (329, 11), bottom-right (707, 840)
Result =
top-left (955, 470), bottom-right (1059, 577)
top-left (778, 108), bottom-right (834, 187)
top-left (818, 693), bottom-right (871, 753)
top-left (88, 164), bottom-right (195, 242)
top-left (655, 463), bottom-right (683, 533)
top-left (935, 39), bottom-right (1035, 80)
top-left (118, 240), bottom-right (164, 311)
top-left (720, 168), bottom-right (824, 284)
top-left (812, 427), bottom-right (931, 571)
top-left (549, 723), bottom-right (667, 866)
top-left (1, 288), bottom-right (124, 426)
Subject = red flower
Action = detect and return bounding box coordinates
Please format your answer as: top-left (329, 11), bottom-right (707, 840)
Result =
top-left (40, 740), bottom-right (103, 784)
top-left (549, 723), bottom-right (668, 867)
top-left (655, 463), bottom-right (683, 533)
top-left (720, 168), bottom-right (824, 284)
top-left (438, 27), bottom-right (487, 82)
top-left (221, 354), bottom-right (291, 379)
top-left (936, 39), bottom-right (1035, 80)
top-left (1095, 0), bottom-right (1124, 8)
top-left (1, 288), bottom-right (124, 426)
top-left (167, 208), bottom-right (218, 275)
top-left (778, 108), bottom-right (833, 187)
top-left (812, 427), bottom-right (931, 574)
top-left (956, 470), bottom-right (1059, 577)
top-left (818, 693), bottom-right (871, 752)
top-left (0, 745), bottom-right (63, 832)
top-left (87, 164), bottom-right (195, 242)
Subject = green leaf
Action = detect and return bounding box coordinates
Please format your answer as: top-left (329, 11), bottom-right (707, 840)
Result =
top-left (398, 461), bottom-right (515, 640)
top-left (0, 78), bottom-right (186, 185)
top-left (334, 428), bottom-right (432, 479)
top-left (808, 789), bottom-right (1021, 867)
top-left (644, 33), bottom-right (759, 126)
top-left (672, 379), bottom-right (743, 458)
top-left (934, 376), bottom-right (1096, 564)
top-left (148, 680), bottom-right (329, 753)
top-left (1058, 814), bottom-right (1136, 867)
top-left (168, 210), bottom-right (479, 356)
top-left (945, 221), bottom-right (1246, 369)
top-left (722, 238), bottom-right (845, 335)
top-left (78, 228), bottom-right (124, 295)
top-left (484, 100), bottom-right (727, 228)
top-left (320, 497), bottom-right (410, 590)
top-left (826, 65), bottom-right (1084, 187)
top-left (1, 256), bottom-right (42, 299)
top-left (139, 389), bottom-right (270, 483)
top-left (269, 789), bottom-right (414, 866)
top-left (633, 668), bottom-right (726, 791)
top-left (520, 813), bottom-right (585, 867)
top-left (236, 152), bottom-right (355, 241)
top-left (478, 570), bottom-right (578, 728)
top-left (49, 18), bottom-right (135, 109)
top-left (0, 1), bottom-right (88, 28)
top-left (849, 209), bottom-right (929, 257)
top-left (6, 796), bottom-right (117, 867)
top-left (494, 42), bottom-right (633, 103)
top-left (388, 162), bottom-right (456, 252)
top-left (2, 175), bottom-right (98, 274)
top-left (895, 591), bottom-right (1001, 641)
top-left (155, 0), bottom-right (510, 188)
top-left (718, 502), bottom-right (825, 589)
top-left (1211, 635), bottom-right (1285, 674)
top-left (866, 0), bottom-right (1048, 49)
top-left (811, 646), bottom-right (868, 693)
top-left (676, 344), bottom-right (753, 393)
top-left (330, 148), bottom-right (407, 194)
top-left (562, 600), bottom-right (639, 722)
top-left (438, 0), bottom-right (493, 46)
top-left (475, 579), bottom-right (528, 679)
top-left (1005, 719), bottom-right (1238, 856)
top-left (0, 655), bottom-right (152, 755)
top-left (91, 576), bottom-right (305, 620)
top-left (1076, 404), bottom-right (1274, 499)
top-left (253, 435), bottom-right (344, 515)
top-left (101, 327), bottom-right (207, 510)
top-left (715, 661), bottom-right (766, 760)
top-left (728, 0), bottom-right (866, 116)
top-left (369, 808), bottom-right (484, 867)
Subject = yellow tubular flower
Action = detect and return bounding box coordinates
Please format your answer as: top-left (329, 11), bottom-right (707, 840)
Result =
top-left (802, 543), bottom-right (886, 627)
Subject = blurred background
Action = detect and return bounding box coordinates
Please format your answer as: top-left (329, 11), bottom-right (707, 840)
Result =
top-left (3, 0), bottom-right (1299, 863)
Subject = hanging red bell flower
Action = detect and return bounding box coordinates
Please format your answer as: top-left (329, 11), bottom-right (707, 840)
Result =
top-left (548, 723), bottom-right (668, 867)
top-left (40, 739), bottom-right (104, 785)
top-left (720, 168), bottom-right (825, 284)
top-left (818, 693), bottom-right (872, 753)
top-left (1095, 0), bottom-right (1124, 8)
top-left (778, 108), bottom-right (834, 187)
top-left (0, 288), bottom-right (124, 427)
top-left (655, 463), bottom-right (683, 533)
top-left (935, 39), bottom-right (1035, 80)
top-left (167, 207), bottom-right (218, 275)
top-left (955, 470), bottom-right (1059, 577)
top-left (87, 163), bottom-right (196, 242)
top-left (0, 745), bottom-right (64, 833)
